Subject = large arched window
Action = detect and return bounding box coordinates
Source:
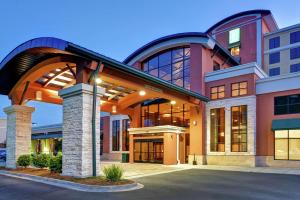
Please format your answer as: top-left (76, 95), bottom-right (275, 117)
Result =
top-left (142, 47), bottom-right (190, 90)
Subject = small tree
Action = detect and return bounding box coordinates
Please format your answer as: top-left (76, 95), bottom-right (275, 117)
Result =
top-left (17, 155), bottom-right (31, 168)
top-left (32, 154), bottom-right (50, 169)
top-left (103, 164), bottom-right (124, 182)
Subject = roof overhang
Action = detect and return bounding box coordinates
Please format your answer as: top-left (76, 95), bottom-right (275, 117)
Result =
top-left (0, 37), bottom-right (209, 104)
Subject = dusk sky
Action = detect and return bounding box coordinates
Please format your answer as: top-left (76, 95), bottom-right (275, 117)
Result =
top-left (1, 0), bottom-right (300, 126)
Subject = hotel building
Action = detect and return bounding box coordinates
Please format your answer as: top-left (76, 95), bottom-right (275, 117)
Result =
top-left (1, 9), bottom-right (300, 177)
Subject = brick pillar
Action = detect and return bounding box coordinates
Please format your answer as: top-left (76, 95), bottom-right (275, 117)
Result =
top-left (3, 105), bottom-right (35, 169)
top-left (59, 83), bottom-right (105, 178)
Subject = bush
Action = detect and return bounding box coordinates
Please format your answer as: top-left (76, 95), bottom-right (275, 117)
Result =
top-left (17, 155), bottom-right (31, 168)
top-left (49, 154), bottom-right (62, 173)
top-left (32, 154), bottom-right (50, 169)
top-left (103, 164), bottom-right (124, 182)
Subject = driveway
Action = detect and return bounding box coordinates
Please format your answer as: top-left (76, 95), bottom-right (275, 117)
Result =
top-left (1, 169), bottom-right (300, 200)
top-left (100, 161), bottom-right (185, 178)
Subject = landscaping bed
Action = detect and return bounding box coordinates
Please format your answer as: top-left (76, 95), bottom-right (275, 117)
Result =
top-left (2, 167), bottom-right (133, 186)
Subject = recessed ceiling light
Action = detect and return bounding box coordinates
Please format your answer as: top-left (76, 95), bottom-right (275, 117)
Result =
top-left (139, 90), bottom-right (146, 96)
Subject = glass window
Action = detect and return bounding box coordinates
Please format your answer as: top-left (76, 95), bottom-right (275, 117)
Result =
top-left (290, 47), bottom-right (300, 60)
top-left (210, 108), bottom-right (225, 152)
top-left (231, 82), bottom-right (248, 97)
top-left (210, 85), bottom-right (225, 100)
top-left (275, 130), bottom-right (300, 160)
top-left (213, 61), bottom-right (220, 71)
top-left (142, 47), bottom-right (190, 89)
top-left (269, 67), bottom-right (280, 76)
top-left (269, 36), bottom-right (280, 49)
top-left (269, 52), bottom-right (280, 64)
top-left (290, 31), bottom-right (300, 44)
top-left (112, 120), bottom-right (120, 151)
top-left (231, 105), bottom-right (247, 152)
top-left (229, 28), bottom-right (240, 45)
top-left (122, 119), bottom-right (130, 151)
top-left (274, 94), bottom-right (300, 115)
top-left (290, 63), bottom-right (300, 73)
top-left (141, 100), bottom-right (189, 127)
top-left (230, 46), bottom-right (240, 56)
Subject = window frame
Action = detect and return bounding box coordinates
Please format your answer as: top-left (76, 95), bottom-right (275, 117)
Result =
top-left (231, 81), bottom-right (248, 97)
top-left (269, 36), bottom-right (280, 49)
top-left (290, 63), bottom-right (300, 73)
top-left (228, 28), bottom-right (241, 47)
top-left (274, 94), bottom-right (300, 115)
top-left (274, 129), bottom-right (300, 161)
top-left (269, 67), bottom-right (281, 76)
top-left (210, 108), bottom-right (225, 152)
top-left (142, 47), bottom-right (191, 90)
top-left (231, 105), bottom-right (248, 152)
top-left (269, 52), bottom-right (280, 64)
top-left (210, 85), bottom-right (225, 100)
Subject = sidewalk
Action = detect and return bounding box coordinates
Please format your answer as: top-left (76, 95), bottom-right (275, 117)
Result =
top-left (169, 164), bottom-right (300, 175)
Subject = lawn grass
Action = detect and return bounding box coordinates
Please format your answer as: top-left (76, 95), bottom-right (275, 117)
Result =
top-left (2, 167), bottom-right (133, 186)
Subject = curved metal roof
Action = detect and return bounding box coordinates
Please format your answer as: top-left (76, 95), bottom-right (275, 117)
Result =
top-left (206, 9), bottom-right (271, 33)
top-left (123, 32), bottom-right (208, 64)
top-left (0, 37), bottom-right (209, 102)
top-left (123, 32), bottom-right (240, 66)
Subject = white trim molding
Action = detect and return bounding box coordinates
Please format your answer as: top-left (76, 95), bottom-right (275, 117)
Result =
top-left (128, 125), bottom-right (186, 135)
top-left (256, 72), bottom-right (300, 94)
top-left (205, 62), bottom-right (268, 82)
top-left (206, 95), bottom-right (256, 156)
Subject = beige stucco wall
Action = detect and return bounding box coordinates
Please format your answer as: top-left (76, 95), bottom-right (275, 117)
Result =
top-left (264, 25), bottom-right (300, 75)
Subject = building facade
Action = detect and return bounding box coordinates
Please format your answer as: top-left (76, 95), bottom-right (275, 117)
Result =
top-left (1, 9), bottom-right (300, 177)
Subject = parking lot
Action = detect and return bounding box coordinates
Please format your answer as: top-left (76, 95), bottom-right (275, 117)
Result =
top-left (1, 169), bottom-right (300, 200)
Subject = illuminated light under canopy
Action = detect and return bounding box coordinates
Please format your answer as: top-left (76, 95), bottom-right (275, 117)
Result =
top-left (139, 90), bottom-right (146, 96)
top-left (170, 100), bottom-right (176, 105)
top-left (95, 77), bottom-right (102, 84)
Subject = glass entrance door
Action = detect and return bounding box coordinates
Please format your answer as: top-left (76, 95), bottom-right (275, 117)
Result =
top-left (134, 139), bottom-right (163, 163)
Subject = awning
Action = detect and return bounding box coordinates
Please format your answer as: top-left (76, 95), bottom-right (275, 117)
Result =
top-left (272, 118), bottom-right (300, 130)
top-left (32, 132), bottom-right (62, 140)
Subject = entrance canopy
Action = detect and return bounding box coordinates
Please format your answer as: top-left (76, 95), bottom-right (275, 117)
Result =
top-left (0, 37), bottom-right (208, 114)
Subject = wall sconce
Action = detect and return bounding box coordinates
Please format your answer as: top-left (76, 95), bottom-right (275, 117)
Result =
top-left (112, 105), bottom-right (117, 113)
top-left (36, 91), bottom-right (42, 101)
top-left (192, 120), bottom-right (197, 126)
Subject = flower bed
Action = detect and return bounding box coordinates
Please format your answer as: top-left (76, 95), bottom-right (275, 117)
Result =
top-left (2, 167), bottom-right (133, 186)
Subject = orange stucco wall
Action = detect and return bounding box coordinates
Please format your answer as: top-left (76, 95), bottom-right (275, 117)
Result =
top-left (256, 89), bottom-right (300, 156)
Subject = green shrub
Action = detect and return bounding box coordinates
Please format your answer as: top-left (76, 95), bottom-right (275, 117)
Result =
top-left (32, 154), bottom-right (50, 169)
top-left (17, 155), bottom-right (31, 168)
top-left (103, 164), bottom-right (124, 182)
top-left (49, 154), bottom-right (62, 173)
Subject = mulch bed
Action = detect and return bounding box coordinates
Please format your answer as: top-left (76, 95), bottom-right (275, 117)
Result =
top-left (2, 168), bottom-right (133, 186)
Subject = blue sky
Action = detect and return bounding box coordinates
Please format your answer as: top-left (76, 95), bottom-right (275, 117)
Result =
top-left (1, 0), bottom-right (300, 125)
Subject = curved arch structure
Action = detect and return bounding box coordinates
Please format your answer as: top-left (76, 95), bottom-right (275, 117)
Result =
top-left (205, 9), bottom-right (275, 34)
top-left (124, 32), bottom-right (239, 66)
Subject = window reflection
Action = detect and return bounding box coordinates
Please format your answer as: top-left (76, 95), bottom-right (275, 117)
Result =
top-left (140, 99), bottom-right (189, 127)
top-left (142, 47), bottom-right (190, 89)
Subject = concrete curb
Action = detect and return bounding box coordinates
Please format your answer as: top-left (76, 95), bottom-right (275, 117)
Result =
top-left (0, 170), bottom-right (144, 192)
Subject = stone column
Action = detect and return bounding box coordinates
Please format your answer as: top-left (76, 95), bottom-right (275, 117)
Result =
top-left (59, 83), bottom-right (104, 178)
top-left (3, 105), bottom-right (35, 169)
